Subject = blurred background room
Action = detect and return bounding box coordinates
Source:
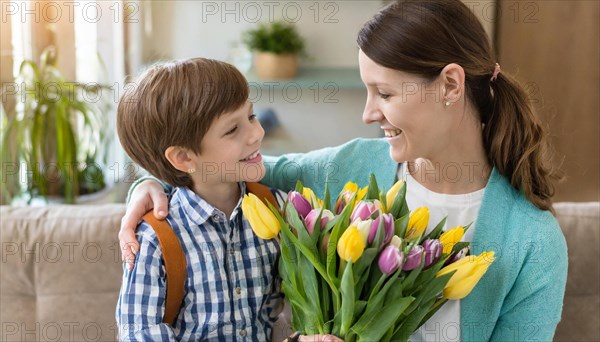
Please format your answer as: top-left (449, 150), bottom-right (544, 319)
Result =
top-left (0, 1), bottom-right (598, 341)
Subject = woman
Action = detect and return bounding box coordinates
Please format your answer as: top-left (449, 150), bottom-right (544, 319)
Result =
top-left (119, 1), bottom-right (567, 341)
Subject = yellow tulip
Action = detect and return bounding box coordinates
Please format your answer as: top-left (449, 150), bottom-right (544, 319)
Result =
top-left (241, 193), bottom-right (281, 240)
top-left (439, 226), bottom-right (465, 255)
top-left (302, 187), bottom-right (323, 208)
top-left (436, 251), bottom-right (495, 300)
top-left (385, 180), bottom-right (404, 212)
top-left (405, 207), bottom-right (430, 240)
top-left (337, 226), bottom-right (366, 262)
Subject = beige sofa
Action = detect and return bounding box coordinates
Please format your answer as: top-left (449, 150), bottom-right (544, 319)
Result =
top-left (1, 202), bottom-right (598, 341)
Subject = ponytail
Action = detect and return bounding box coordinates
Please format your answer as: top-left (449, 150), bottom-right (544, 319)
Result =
top-left (483, 73), bottom-right (563, 212)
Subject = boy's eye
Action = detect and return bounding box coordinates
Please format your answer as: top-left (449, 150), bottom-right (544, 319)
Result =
top-left (225, 126), bottom-right (238, 135)
top-left (249, 114), bottom-right (257, 121)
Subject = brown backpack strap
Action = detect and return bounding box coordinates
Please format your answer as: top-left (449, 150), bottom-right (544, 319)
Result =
top-left (142, 212), bottom-right (187, 326)
top-left (246, 182), bottom-right (279, 211)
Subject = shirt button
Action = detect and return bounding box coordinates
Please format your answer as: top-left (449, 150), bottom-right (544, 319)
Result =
top-left (235, 287), bottom-right (241, 295)
top-left (212, 214), bottom-right (221, 221)
top-left (229, 248), bottom-right (235, 256)
top-left (239, 329), bottom-right (247, 337)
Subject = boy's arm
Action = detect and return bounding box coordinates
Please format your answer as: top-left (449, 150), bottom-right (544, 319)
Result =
top-left (116, 223), bottom-right (178, 341)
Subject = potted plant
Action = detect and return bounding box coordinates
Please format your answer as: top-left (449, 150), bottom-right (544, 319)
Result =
top-left (1, 46), bottom-right (111, 204)
top-left (242, 21), bottom-right (306, 80)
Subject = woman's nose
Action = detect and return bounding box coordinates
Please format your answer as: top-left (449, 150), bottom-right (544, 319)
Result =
top-left (362, 99), bottom-right (384, 124)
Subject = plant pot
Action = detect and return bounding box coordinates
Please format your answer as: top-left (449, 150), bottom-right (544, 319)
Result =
top-left (254, 52), bottom-right (298, 80)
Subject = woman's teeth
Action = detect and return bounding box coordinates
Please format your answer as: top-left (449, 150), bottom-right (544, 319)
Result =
top-left (384, 129), bottom-right (402, 138)
top-left (241, 151), bottom-right (259, 161)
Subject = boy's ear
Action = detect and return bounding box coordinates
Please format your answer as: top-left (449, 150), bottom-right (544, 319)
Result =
top-left (165, 146), bottom-right (196, 173)
top-left (440, 63), bottom-right (465, 103)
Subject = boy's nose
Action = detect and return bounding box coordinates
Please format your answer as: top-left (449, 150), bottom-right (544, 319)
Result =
top-left (249, 122), bottom-right (265, 145)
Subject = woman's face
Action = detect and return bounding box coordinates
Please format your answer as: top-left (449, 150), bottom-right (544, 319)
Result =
top-left (358, 50), bottom-right (453, 164)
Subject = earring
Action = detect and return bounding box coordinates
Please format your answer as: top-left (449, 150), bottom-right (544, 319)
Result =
top-left (445, 101), bottom-right (451, 107)
top-left (188, 168), bottom-right (196, 174)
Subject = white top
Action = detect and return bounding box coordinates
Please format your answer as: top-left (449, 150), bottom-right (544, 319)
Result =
top-left (398, 164), bottom-right (485, 342)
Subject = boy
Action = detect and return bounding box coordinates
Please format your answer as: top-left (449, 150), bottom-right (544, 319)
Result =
top-left (115, 58), bottom-right (284, 341)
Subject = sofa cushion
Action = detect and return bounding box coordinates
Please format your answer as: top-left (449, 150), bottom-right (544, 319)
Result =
top-left (1, 204), bottom-right (125, 342)
top-left (554, 202), bottom-right (600, 341)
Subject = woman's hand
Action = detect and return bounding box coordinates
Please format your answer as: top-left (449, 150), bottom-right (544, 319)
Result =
top-left (298, 335), bottom-right (343, 342)
top-left (119, 179), bottom-right (169, 270)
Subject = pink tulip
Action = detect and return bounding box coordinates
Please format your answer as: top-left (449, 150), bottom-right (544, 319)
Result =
top-left (402, 245), bottom-right (424, 271)
top-left (288, 191), bottom-right (312, 218)
top-left (351, 201), bottom-right (379, 222)
top-left (369, 213), bottom-right (395, 246)
top-left (378, 245), bottom-right (405, 275)
top-left (304, 208), bottom-right (335, 235)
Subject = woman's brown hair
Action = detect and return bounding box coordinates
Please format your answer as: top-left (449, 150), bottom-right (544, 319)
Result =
top-left (117, 58), bottom-right (249, 187)
top-left (357, 0), bottom-right (561, 211)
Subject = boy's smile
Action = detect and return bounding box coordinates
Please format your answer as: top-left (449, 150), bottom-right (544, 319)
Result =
top-left (189, 100), bottom-right (266, 185)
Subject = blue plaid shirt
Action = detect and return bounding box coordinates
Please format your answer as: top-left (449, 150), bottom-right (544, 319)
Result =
top-left (116, 183), bottom-right (284, 341)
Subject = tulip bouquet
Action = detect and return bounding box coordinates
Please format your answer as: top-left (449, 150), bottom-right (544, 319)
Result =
top-left (242, 176), bottom-right (494, 342)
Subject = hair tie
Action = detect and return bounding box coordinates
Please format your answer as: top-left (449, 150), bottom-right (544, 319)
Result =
top-left (490, 63), bottom-right (501, 82)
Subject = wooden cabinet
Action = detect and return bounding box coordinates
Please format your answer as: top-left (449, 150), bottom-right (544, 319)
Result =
top-left (496, 0), bottom-right (600, 202)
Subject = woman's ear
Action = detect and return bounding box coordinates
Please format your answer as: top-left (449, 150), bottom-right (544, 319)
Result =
top-left (440, 63), bottom-right (465, 104)
top-left (165, 146), bottom-right (195, 173)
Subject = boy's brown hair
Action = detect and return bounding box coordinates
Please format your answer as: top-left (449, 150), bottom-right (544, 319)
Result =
top-left (117, 58), bottom-right (249, 187)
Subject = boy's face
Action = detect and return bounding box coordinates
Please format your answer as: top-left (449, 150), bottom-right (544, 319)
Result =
top-left (189, 101), bottom-right (266, 184)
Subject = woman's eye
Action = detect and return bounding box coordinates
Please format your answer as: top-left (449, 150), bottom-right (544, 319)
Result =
top-left (225, 126), bottom-right (238, 135)
top-left (378, 92), bottom-right (391, 100)
top-left (249, 114), bottom-right (257, 121)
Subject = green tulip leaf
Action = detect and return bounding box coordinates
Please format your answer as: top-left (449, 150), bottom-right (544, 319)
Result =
top-left (389, 181), bottom-right (407, 217)
top-left (339, 261), bottom-right (355, 337)
top-left (394, 214), bottom-right (410, 239)
top-left (422, 216), bottom-right (448, 242)
top-left (351, 296), bottom-right (414, 341)
top-left (365, 173), bottom-right (380, 201)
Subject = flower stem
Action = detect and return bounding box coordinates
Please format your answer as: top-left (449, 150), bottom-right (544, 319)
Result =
top-left (368, 274), bottom-right (388, 302)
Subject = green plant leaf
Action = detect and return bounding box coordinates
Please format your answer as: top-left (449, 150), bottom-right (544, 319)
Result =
top-left (295, 180), bottom-right (304, 193)
top-left (394, 214), bottom-right (409, 240)
top-left (422, 216), bottom-right (448, 242)
top-left (365, 173), bottom-right (380, 201)
top-left (351, 296), bottom-right (414, 341)
top-left (322, 182), bottom-right (331, 211)
top-left (339, 261), bottom-right (355, 337)
top-left (326, 200), bottom-right (353, 286)
top-left (243, 21), bottom-right (306, 55)
top-left (388, 181), bottom-right (407, 217)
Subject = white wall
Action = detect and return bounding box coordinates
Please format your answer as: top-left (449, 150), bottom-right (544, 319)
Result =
top-left (140, 1), bottom-right (495, 155)
top-left (143, 1), bottom-right (384, 67)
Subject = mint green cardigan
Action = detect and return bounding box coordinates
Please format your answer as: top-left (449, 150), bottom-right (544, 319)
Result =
top-left (262, 138), bottom-right (568, 342)
top-left (131, 138), bottom-right (567, 341)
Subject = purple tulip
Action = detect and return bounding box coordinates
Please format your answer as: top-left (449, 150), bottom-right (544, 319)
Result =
top-left (351, 201), bottom-right (379, 223)
top-left (369, 213), bottom-right (395, 245)
top-left (288, 191), bottom-right (312, 218)
top-left (402, 245), bottom-right (424, 271)
top-left (304, 208), bottom-right (335, 235)
top-left (378, 245), bottom-right (405, 275)
top-left (423, 239), bottom-right (442, 267)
